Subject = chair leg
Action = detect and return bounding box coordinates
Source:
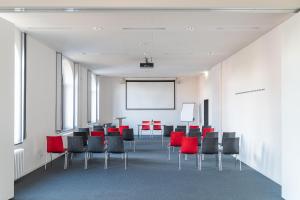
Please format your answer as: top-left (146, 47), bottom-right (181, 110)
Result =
top-left (199, 153), bottom-right (202, 171)
top-left (202, 154), bottom-right (204, 160)
top-left (195, 154), bottom-right (198, 168)
top-left (173, 146), bottom-right (175, 152)
top-left (84, 152), bottom-right (88, 170)
top-left (168, 145), bottom-right (171, 160)
top-left (64, 153), bottom-right (68, 170)
top-left (219, 153), bottom-right (222, 171)
top-left (104, 152), bottom-right (108, 169)
top-left (215, 154), bottom-right (218, 168)
top-left (239, 155), bottom-right (242, 171)
top-left (50, 153), bottom-right (53, 167)
top-left (161, 135), bottom-right (164, 147)
top-left (185, 154), bottom-right (188, 160)
top-left (44, 153), bottom-right (48, 170)
top-left (178, 153), bottom-right (181, 170)
top-left (197, 154), bottom-right (201, 171)
top-left (124, 152), bottom-right (127, 170)
top-left (133, 141), bottom-right (136, 152)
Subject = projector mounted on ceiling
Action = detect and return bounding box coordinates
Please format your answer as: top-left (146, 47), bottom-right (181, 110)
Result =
top-left (140, 57), bottom-right (154, 68)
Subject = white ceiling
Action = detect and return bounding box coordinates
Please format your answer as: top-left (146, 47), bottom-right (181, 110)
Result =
top-left (0, 11), bottom-right (294, 77)
top-left (0, 0), bottom-right (300, 9)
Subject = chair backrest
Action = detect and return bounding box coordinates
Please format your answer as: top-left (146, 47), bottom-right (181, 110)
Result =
top-left (119, 125), bottom-right (129, 136)
top-left (122, 128), bottom-right (134, 141)
top-left (142, 121), bottom-right (151, 130)
top-left (202, 127), bottom-right (215, 138)
top-left (163, 125), bottom-right (174, 137)
top-left (108, 127), bottom-right (119, 133)
top-left (202, 138), bottom-right (218, 154)
top-left (78, 128), bottom-right (90, 133)
top-left (93, 125), bottom-right (104, 131)
top-left (46, 136), bottom-right (64, 153)
top-left (87, 136), bottom-right (105, 153)
top-left (91, 131), bottom-right (105, 139)
top-left (189, 128), bottom-right (201, 135)
top-left (205, 132), bottom-right (218, 138)
top-left (223, 138), bottom-right (239, 154)
top-left (67, 136), bottom-right (85, 153)
top-left (153, 121), bottom-right (162, 130)
top-left (107, 136), bottom-right (125, 153)
top-left (189, 125), bottom-right (199, 130)
top-left (107, 131), bottom-right (120, 136)
top-left (175, 126), bottom-right (186, 133)
top-left (180, 137), bottom-right (198, 154)
top-left (73, 131), bottom-right (89, 146)
top-left (222, 132), bottom-right (236, 145)
top-left (170, 131), bottom-right (185, 147)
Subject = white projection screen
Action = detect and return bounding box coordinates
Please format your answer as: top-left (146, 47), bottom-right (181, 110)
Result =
top-left (126, 80), bottom-right (175, 110)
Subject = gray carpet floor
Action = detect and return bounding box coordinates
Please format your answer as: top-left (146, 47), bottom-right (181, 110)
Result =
top-left (14, 137), bottom-right (282, 200)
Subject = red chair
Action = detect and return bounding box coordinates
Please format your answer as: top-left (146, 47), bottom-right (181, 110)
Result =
top-left (107, 127), bottom-right (120, 136)
top-left (141, 121), bottom-right (151, 137)
top-left (45, 136), bottom-right (67, 170)
top-left (168, 131), bottom-right (185, 160)
top-left (202, 127), bottom-right (215, 139)
top-left (119, 125), bottom-right (129, 136)
top-left (189, 125), bottom-right (199, 130)
top-left (153, 120), bottom-right (162, 135)
top-left (91, 131), bottom-right (105, 142)
top-left (179, 137), bottom-right (200, 170)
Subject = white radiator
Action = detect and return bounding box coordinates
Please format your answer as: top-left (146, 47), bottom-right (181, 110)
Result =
top-left (14, 148), bottom-right (24, 180)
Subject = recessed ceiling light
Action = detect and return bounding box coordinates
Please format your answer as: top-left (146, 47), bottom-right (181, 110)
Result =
top-left (208, 52), bottom-right (215, 56)
top-left (122, 27), bottom-right (166, 31)
top-left (64, 8), bottom-right (79, 12)
top-left (14, 8), bottom-right (25, 12)
top-left (186, 26), bottom-right (195, 31)
top-left (92, 26), bottom-right (103, 31)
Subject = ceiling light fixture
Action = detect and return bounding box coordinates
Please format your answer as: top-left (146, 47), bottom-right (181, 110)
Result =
top-left (92, 26), bottom-right (103, 31)
top-left (186, 26), bottom-right (195, 31)
top-left (64, 8), bottom-right (79, 12)
top-left (14, 8), bottom-right (25, 12)
top-left (122, 27), bottom-right (166, 31)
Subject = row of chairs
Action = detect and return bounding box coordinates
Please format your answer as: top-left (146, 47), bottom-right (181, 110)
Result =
top-left (167, 131), bottom-right (241, 171)
top-left (45, 126), bottom-right (136, 170)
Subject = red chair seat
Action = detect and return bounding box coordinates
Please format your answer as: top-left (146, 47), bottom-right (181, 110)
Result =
top-left (108, 128), bottom-right (119, 133)
top-left (180, 137), bottom-right (198, 154)
top-left (170, 132), bottom-right (185, 147)
top-left (202, 127), bottom-right (215, 138)
top-left (119, 125), bottom-right (129, 136)
top-left (91, 131), bottom-right (105, 137)
top-left (189, 125), bottom-right (199, 130)
top-left (47, 136), bottom-right (65, 153)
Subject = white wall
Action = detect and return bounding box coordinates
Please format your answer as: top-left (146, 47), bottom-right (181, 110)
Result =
top-left (0, 18), bottom-right (15, 200)
top-left (199, 25), bottom-right (282, 184)
top-left (16, 35), bottom-right (57, 175)
top-left (281, 12), bottom-right (300, 200)
top-left (99, 77), bottom-right (199, 133)
top-left (198, 12), bottom-right (300, 199)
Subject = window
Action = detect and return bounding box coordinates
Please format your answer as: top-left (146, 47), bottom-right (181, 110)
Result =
top-left (62, 57), bottom-right (74, 130)
top-left (14, 32), bottom-right (26, 145)
top-left (88, 72), bottom-right (97, 123)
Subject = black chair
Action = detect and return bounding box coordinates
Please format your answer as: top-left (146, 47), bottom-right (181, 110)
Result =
top-left (188, 131), bottom-right (202, 147)
top-left (107, 131), bottom-right (120, 136)
top-left (200, 137), bottom-right (220, 171)
top-left (73, 131), bottom-right (89, 146)
top-left (221, 132), bottom-right (236, 145)
top-left (175, 125), bottom-right (186, 134)
top-left (85, 136), bottom-right (105, 169)
top-left (122, 128), bottom-right (136, 152)
top-left (78, 127), bottom-right (90, 133)
top-left (220, 138), bottom-right (241, 171)
top-left (65, 136), bottom-right (86, 169)
top-left (205, 132), bottom-right (219, 138)
top-left (162, 125), bottom-right (174, 146)
top-left (105, 136), bottom-right (128, 170)
top-left (188, 128), bottom-right (200, 135)
top-left (93, 125), bottom-right (104, 131)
